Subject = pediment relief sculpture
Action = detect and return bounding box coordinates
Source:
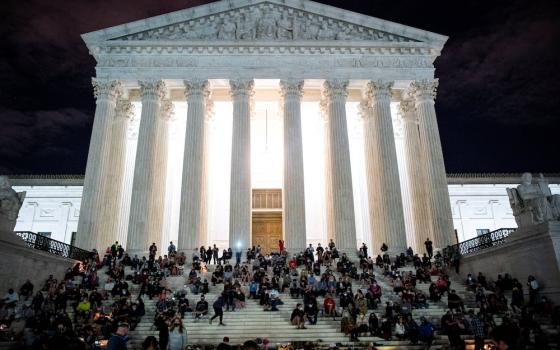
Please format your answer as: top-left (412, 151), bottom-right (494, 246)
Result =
top-left (113, 3), bottom-right (417, 42)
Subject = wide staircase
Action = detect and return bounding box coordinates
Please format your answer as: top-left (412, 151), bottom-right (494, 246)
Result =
top-left (120, 263), bottom-right (488, 349)
top-left (2, 259), bottom-right (558, 349)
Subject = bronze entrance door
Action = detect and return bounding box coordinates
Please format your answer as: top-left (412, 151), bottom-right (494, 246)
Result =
top-left (251, 212), bottom-right (282, 255)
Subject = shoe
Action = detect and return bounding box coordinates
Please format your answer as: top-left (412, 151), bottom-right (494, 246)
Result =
top-left (219, 323), bottom-right (226, 326)
top-left (301, 326), bottom-right (307, 329)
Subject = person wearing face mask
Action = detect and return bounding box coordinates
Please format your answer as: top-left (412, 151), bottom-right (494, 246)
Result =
top-left (168, 317), bottom-right (187, 350)
top-left (290, 303), bottom-right (306, 329)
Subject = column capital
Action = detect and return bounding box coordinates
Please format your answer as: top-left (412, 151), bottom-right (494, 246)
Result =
top-left (366, 80), bottom-right (393, 102)
top-left (357, 100), bottom-right (373, 120)
top-left (115, 99), bottom-right (134, 121)
top-left (205, 99), bottom-right (215, 123)
top-left (279, 80), bottom-right (304, 100)
top-left (160, 99), bottom-right (175, 121)
top-left (398, 99), bottom-right (417, 123)
top-left (229, 79), bottom-right (254, 98)
top-left (184, 80), bottom-right (210, 100)
top-left (139, 80), bottom-right (167, 101)
top-left (92, 79), bottom-right (122, 101)
top-left (410, 79), bottom-right (439, 102)
top-left (322, 79), bottom-right (348, 101)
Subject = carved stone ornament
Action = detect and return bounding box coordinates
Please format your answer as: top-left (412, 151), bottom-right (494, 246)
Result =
top-left (322, 79), bottom-right (348, 101)
top-left (160, 99), bottom-right (175, 121)
top-left (229, 79), bottom-right (255, 98)
top-left (279, 80), bottom-right (304, 100)
top-left (184, 80), bottom-right (211, 101)
top-left (0, 176), bottom-right (26, 235)
top-left (139, 80), bottom-right (167, 100)
top-left (507, 173), bottom-right (560, 228)
top-left (113, 3), bottom-right (417, 43)
top-left (410, 79), bottom-right (438, 102)
top-left (92, 79), bottom-right (122, 101)
top-left (115, 99), bottom-right (134, 121)
top-left (366, 80), bottom-right (393, 102)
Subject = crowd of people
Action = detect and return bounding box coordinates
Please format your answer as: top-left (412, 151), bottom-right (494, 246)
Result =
top-left (1, 238), bottom-right (559, 350)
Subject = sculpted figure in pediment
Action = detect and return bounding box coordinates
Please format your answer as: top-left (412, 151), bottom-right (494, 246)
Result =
top-left (236, 13), bottom-right (257, 40)
top-left (277, 13), bottom-right (294, 40)
top-left (258, 11), bottom-right (277, 39)
top-left (317, 23), bottom-right (336, 40)
top-left (217, 19), bottom-right (237, 40)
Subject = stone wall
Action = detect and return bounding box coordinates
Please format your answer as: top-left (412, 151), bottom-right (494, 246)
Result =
top-left (0, 236), bottom-right (77, 292)
top-left (459, 221), bottom-right (560, 304)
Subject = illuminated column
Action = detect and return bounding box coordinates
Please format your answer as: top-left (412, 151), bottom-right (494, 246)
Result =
top-left (410, 79), bottom-right (455, 248)
top-left (400, 98), bottom-right (432, 252)
top-left (280, 80), bottom-right (306, 253)
top-left (178, 80), bottom-right (211, 252)
top-left (76, 79), bottom-right (121, 250)
top-left (360, 81), bottom-right (407, 253)
top-left (126, 81), bottom-right (172, 255)
top-left (322, 80), bottom-right (357, 253)
top-left (229, 79), bottom-right (254, 251)
top-left (99, 98), bottom-right (134, 251)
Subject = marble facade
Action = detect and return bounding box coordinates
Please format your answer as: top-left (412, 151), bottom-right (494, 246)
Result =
top-left (13, 0), bottom-right (554, 254)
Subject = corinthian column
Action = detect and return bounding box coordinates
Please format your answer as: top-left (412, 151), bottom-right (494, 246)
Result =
top-left (322, 80), bottom-right (357, 254)
top-left (360, 81), bottom-right (407, 253)
top-left (76, 79), bottom-right (121, 250)
top-left (99, 98), bottom-right (134, 251)
top-left (229, 79), bottom-right (254, 251)
top-left (280, 80), bottom-right (306, 253)
top-left (126, 81), bottom-right (171, 254)
top-left (178, 80), bottom-right (211, 252)
top-left (410, 80), bottom-right (454, 248)
top-left (399, 99), bottom-right (432, 252)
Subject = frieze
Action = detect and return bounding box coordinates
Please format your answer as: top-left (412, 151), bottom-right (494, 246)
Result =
top-left (96, 55), bottom-right (434, 69)
top-left (112, 2), bottom-right (417, 43)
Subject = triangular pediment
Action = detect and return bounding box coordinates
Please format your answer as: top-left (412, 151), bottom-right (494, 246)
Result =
top-left (82, 0), bottom-right (447, 48)
top-left (112, 2), bottom-right (415, 42)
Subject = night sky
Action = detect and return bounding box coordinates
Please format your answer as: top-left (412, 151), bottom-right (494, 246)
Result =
top-left (1, 0), bottom-right (559, 175)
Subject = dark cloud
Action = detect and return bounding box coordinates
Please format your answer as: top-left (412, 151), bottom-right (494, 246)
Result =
top-left (0, 0), bottom-right (558, 174)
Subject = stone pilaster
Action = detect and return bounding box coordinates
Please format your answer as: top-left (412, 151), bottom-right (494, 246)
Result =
top-left (280, 80), bottom-right (306, 253)
top-left (229, 79), bottom-right (254, 251)
top-left (126, 81), bottom-right (171, 254)
top-left (410, 79), bottom-right (455, 248)
top-left (76, 79), bottom-right (122, 250)
top-left (99, 98), bottom-right (134, 251)
top-left (322, 80), bottom-right (357, 253)
top-left (399, 99), bottom-right (433, 253)
top-left (360, 81), bottom-right (407, 253)
top-left (178, 80), bottom-right (211, 252)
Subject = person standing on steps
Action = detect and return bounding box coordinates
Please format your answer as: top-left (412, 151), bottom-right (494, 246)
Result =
top-left (107, 322), bottom-right (130, 350)
top-left (168, 316), bottom-right (187, 350)
top-left (424, 238), bottom-right (433, 258)
top-left (210, 294), bottom-right (226, 326)
top-left (213, 244), bottom-right (219, 264)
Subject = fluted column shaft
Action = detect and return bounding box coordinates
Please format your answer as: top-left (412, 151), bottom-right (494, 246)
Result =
top-left (400, 99), bottom-right (433, 252)
top-left (411, 80), bottom-right (455, 248)
top-left (361, 81), bottom-right (407, 253)
top-left (99, 99), bottom-right (133, 251)
top-left (280, 80), bottom-right (307, 253)
top-left (322, 80), bottom-right (357, 253)
top-left (229, 79), bottom-right (254, 251)
top-left (178, 80), bottom-right (211, 252)
top-left (76, 79), bottom-right (121, 250)
top-left (126, 81), bottom-right (171, 254)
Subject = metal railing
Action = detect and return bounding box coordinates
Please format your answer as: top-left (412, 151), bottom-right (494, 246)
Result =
top-left (453, 228), bottom-right (516, 255)
top-left (14, 231), bottom-right (91, 262)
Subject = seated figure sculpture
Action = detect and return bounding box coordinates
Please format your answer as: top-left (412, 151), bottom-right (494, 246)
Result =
top-left (507, 172), bottom-right (560, 227)
top-left (0, 176), bottom-right (26, 235)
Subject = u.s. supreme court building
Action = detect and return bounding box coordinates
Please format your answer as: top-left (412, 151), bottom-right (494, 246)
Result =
top-left (10, 0), bottom-right (560, 255)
